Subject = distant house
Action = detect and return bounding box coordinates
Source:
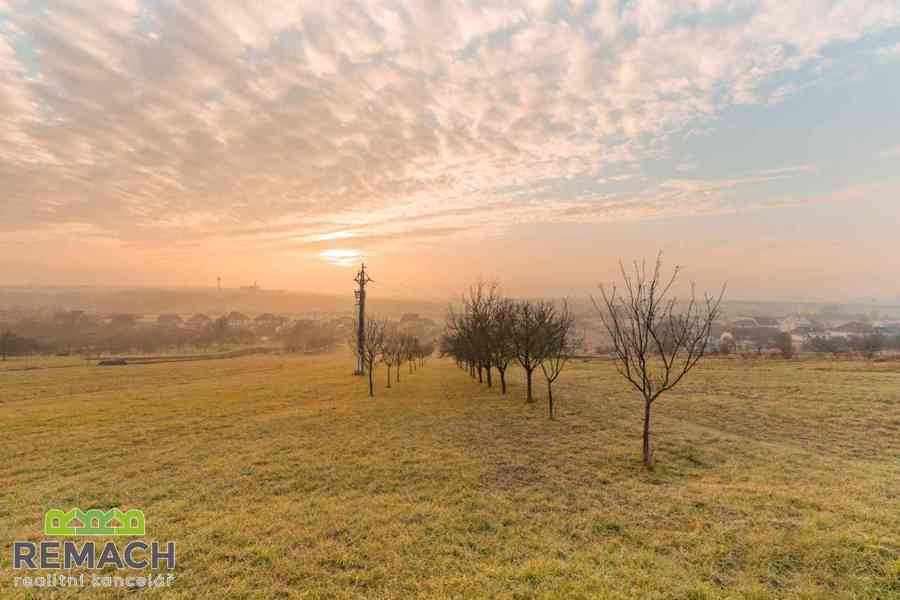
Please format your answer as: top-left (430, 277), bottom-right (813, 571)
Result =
top-left (226, 311), bottom-right (251, 329)
top-left (157, 314), bottom-right (183, 328)
top-left (790, 325), bottom-right (818, 337)
top-left (109, 313), bottom-right (138, 328)
top-left (754, 317), bottom-right (780, 330)
top-left (400, 313), bottom-right (421, 323)
top-left (832, 321), bottom-right (873, 336)
top-left (876, 322), bottom-right (900, 336)
top-left (54, 310), bottom-right (85, 325)
top-left (730, 318), bottom-right (759, 329)
top-left (187, 314), bottom-right (212, 329)
top-left (254, 313), bottom-right (286, 332)
top-left (780, 316), bottom-right (813, 332)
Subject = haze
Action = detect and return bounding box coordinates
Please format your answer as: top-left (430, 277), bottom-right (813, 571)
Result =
top-left (2, 1), bottom-right (899, 301)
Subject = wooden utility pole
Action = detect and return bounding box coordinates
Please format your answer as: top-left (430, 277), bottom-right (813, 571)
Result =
top-left (354, 264), bottom-right (373, 375)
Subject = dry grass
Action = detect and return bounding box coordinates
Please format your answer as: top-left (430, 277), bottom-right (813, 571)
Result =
top-left (1, 353), bottom-right (898, 599)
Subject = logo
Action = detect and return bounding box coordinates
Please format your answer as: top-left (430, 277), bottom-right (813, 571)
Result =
top-left (10, 508), bottom-right (176, 591)
top-left (44, 508), bottom-right (145, 536)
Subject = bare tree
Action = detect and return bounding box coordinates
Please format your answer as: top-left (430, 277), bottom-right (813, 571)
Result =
top-left (418, 339), bottom-right (435, 367)
top-left (393, 333), bottom-right (407, 383)
top-left (403, 333), bottom-right (417, 374)
top-left (774, 331), bottom-right (794, 359)
top-left (490, 297), bottom-right (517, 394)
top-left (381, 324), bottom-right (399, 388)
top-left (1, 330), bottom-right (13, 361)
top-left (361, 318), bottom-right (386, 397)
top-left (593, 254), bottom-right (724, 468)
top-left (540, 301), bottom-right (581, 418)
top-left (512, 300), bottom-right (555, 403)
top-left (855, 333), bottom-right (884, 360)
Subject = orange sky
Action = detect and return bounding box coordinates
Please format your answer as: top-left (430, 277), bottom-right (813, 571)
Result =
top-left (2, 1), bottom-right (899, 302)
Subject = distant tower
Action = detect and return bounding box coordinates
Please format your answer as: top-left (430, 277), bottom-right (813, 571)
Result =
top-left (353, 263), bottom-right (373, 375)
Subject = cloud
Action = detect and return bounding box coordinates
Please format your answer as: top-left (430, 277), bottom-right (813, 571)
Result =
top-left (0, 0), bottom-right (898, 264)
top-left (880, 144), bottom-right (900, 158)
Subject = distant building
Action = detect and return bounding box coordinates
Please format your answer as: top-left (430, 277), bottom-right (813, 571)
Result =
top-left (876, 322), bottom-right (900, 336)
top-left (254, 313), bottom-right (286, 332)
top-left (187, 314), bottom-right (212, 329)
top-left (226, 311), bottom-right (251, 329)
top-left (729, 318), bottom-right (759, 329)
top-left (753, 317), bottom-right (780, 330)
top-left (109, 314), bottom-right (138, 328)
top-left (831, 321), bottom-right (873, 336)
top-left (157, 314), bottom-right (183, 328)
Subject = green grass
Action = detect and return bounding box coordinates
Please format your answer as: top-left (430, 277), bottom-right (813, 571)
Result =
top-left (1, 354), bottom-right (898, 599)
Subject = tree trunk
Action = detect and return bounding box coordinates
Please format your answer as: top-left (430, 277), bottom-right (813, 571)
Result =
top-left (477, 364), bottom-right (483, 383)
top-left (368, 368), bottom-right (374, 397)
top-left (386, 365), bottom-right (391, 388)
top-left (499, 368), bottom-right (507, 394)
top-left (396, 366), bottom-right (401, 383)
top-left (526, 368), bottom-right (534, 402)
top-left (548, 381), bottom-right (554, 418)
top-left (642, 400), bottom-right (653, 468)
top-left (486, 365), bottom-right (492, 387)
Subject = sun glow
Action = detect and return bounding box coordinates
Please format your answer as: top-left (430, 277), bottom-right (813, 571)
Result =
top-left (319, 248), bottom-right (361, 267)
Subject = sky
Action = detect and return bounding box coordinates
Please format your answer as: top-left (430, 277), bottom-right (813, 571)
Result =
top-left (1, 0), bottom-right (899, 302)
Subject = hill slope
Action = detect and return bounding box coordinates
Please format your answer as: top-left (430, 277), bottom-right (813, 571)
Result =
top-left (1, 354), bottom-right (898, 598)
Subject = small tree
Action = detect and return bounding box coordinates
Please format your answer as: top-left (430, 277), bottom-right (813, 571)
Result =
top-left (774, 332), bottom-right (794, 359)
top-left (1, 330), bottom-right (14, 361)
top-left (857, 333), bottom-right (884, 360)
top-left (719, 335), bottom-right (735, 355)
top-left (512, 300), bottom-right (554, 403)
top-left (593, 254), bottom-right (724, 468)
top-left (490, 298), bottom-right (517, 394)
top-left (405, 335), bottom-right (420, 374)
top-left (212, 316), bottom-right (229, 349)
top-left (381, 326), bottom-right (399, 388)
top-left (393, 334), bottom-right (407, 383)
top-left (362, 319), bottom-right (386, 397)
top-left (539, 301), bottom-right (580, 418)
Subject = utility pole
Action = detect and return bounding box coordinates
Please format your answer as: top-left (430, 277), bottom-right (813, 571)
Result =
top-left (217, 276), bottom-right (221, 292)
top-left (353, 263), bottom-right (373, 375)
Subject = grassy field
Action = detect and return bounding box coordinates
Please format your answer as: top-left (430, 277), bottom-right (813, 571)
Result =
top-left (1, 353), bottom-right (898, 599)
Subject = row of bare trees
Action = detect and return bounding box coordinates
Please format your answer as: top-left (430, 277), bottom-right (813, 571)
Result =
top-left (440, 283), bottom-right (582, 418)
top-left (442, 256), bottom-right (724, 468)
top-left (355, 319), bottom-right (435, 397)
